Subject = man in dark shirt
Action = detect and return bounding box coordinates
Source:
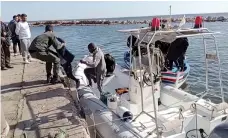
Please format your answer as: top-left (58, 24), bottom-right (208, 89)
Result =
top-left (29, 25), bottom-right (62, 84)
top-left (8, 15), bottom-right (21, 56)
top-left (1, 21), bottom-right (13, 70)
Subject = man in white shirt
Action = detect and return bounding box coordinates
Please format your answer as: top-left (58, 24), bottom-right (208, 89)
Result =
top-left (15, 14), bottom-right (32, 64)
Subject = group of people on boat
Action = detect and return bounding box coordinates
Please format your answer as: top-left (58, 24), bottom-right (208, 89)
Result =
top-left (127, 34), bottom-right (189, 72)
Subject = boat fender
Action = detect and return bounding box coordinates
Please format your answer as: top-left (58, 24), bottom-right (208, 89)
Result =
top-left (116, 106), bottom-right (133, 122)
top-left (107, 95), bottom-right (118, 111)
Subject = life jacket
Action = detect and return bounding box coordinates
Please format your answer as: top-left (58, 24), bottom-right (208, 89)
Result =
top-left (104, 53), bottom-right (116, 76)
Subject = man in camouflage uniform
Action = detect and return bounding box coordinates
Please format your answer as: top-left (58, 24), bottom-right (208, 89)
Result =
top-left (1, 21), bottom-right (13, 70)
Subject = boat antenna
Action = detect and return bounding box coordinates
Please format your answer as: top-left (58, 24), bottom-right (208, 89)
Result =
top-left (169, 5), bottom-right (172, 29)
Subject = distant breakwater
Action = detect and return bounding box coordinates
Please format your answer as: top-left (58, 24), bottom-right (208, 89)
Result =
top-left (30, 16), bottom-right (228, 27)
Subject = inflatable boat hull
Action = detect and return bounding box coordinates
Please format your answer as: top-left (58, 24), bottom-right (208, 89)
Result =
top-left (78, 87), bottom-right (137, 138)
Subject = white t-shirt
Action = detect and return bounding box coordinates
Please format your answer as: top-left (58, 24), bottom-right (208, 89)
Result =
top-left (15, 21), bottom-right (31, 39)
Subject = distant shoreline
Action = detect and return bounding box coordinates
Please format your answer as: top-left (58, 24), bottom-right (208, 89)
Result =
top-left (28, 12), bottom-right (228, 22)
top-left (29, 16), bottom-right (228, 27)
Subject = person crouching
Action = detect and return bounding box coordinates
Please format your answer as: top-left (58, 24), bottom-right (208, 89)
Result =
top-left (80, 43), bottom-right (106, 93)
top-left (29, 25), bottom-right (62, 84)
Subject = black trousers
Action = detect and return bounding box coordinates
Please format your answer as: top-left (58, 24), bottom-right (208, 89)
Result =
top-left (84, 68), bottom-right (103, 93)
top-left (169, 56), bottom-right (185, 71)
top-left (177, 55), bottom-right (185, 71)
top-left (12, 37), bottom-right (21, 54)
top-left (84, 68), bottom-right (96, 86)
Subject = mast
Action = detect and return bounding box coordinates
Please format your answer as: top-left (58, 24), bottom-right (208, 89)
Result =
top-left (169, 5), bottom-right (172, 28)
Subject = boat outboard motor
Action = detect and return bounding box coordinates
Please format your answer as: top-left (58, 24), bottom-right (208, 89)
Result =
top-left (104, 53), bottom-right (115, 77)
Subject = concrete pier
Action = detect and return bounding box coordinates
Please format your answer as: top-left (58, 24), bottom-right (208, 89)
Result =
top-left (1, 52), bottom-right (89, 138)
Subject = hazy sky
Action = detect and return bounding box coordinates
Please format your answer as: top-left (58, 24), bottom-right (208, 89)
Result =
top-left (1, 1), bottom-right (228, 21)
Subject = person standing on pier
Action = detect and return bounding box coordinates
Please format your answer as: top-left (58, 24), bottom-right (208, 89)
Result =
top-left (29, 25), bottom-right (62, 84)
top-left (15, 13), bottom-right (32, 64)
top-left (1, 21), bottom-right (13, 70)
top-left (8, 15), bottom-right (21, 56)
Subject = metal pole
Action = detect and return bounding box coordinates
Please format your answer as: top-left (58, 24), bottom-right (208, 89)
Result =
top-left (130, 35), bottom-right (132, 70)
top-left (137, 36), bottom-right (145, 112)
top-left (212, 35), bottom-right (224, 102)
top-left (169, 5), bottom-right (172, 28)
top-left (132, 32), bottom-right (160, 124)
top-left (146, 32), bottom-right (160, 137)
top-left (133, 32), bottom-right (149, 115)
top-left (202, 36), bottom-right (209, 92)
top-left (129, 35), bottom-right (133, 96)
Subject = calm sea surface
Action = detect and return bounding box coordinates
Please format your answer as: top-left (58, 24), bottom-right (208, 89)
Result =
top-left (30, 20), bottom-right (228, 103)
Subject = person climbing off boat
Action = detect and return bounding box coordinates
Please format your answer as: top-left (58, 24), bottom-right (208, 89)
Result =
top-left (80, 43), bottom-right (106, 93)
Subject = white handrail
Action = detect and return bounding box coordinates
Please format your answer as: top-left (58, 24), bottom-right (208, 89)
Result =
top-left (118, 27), bottom-right (211, 33)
